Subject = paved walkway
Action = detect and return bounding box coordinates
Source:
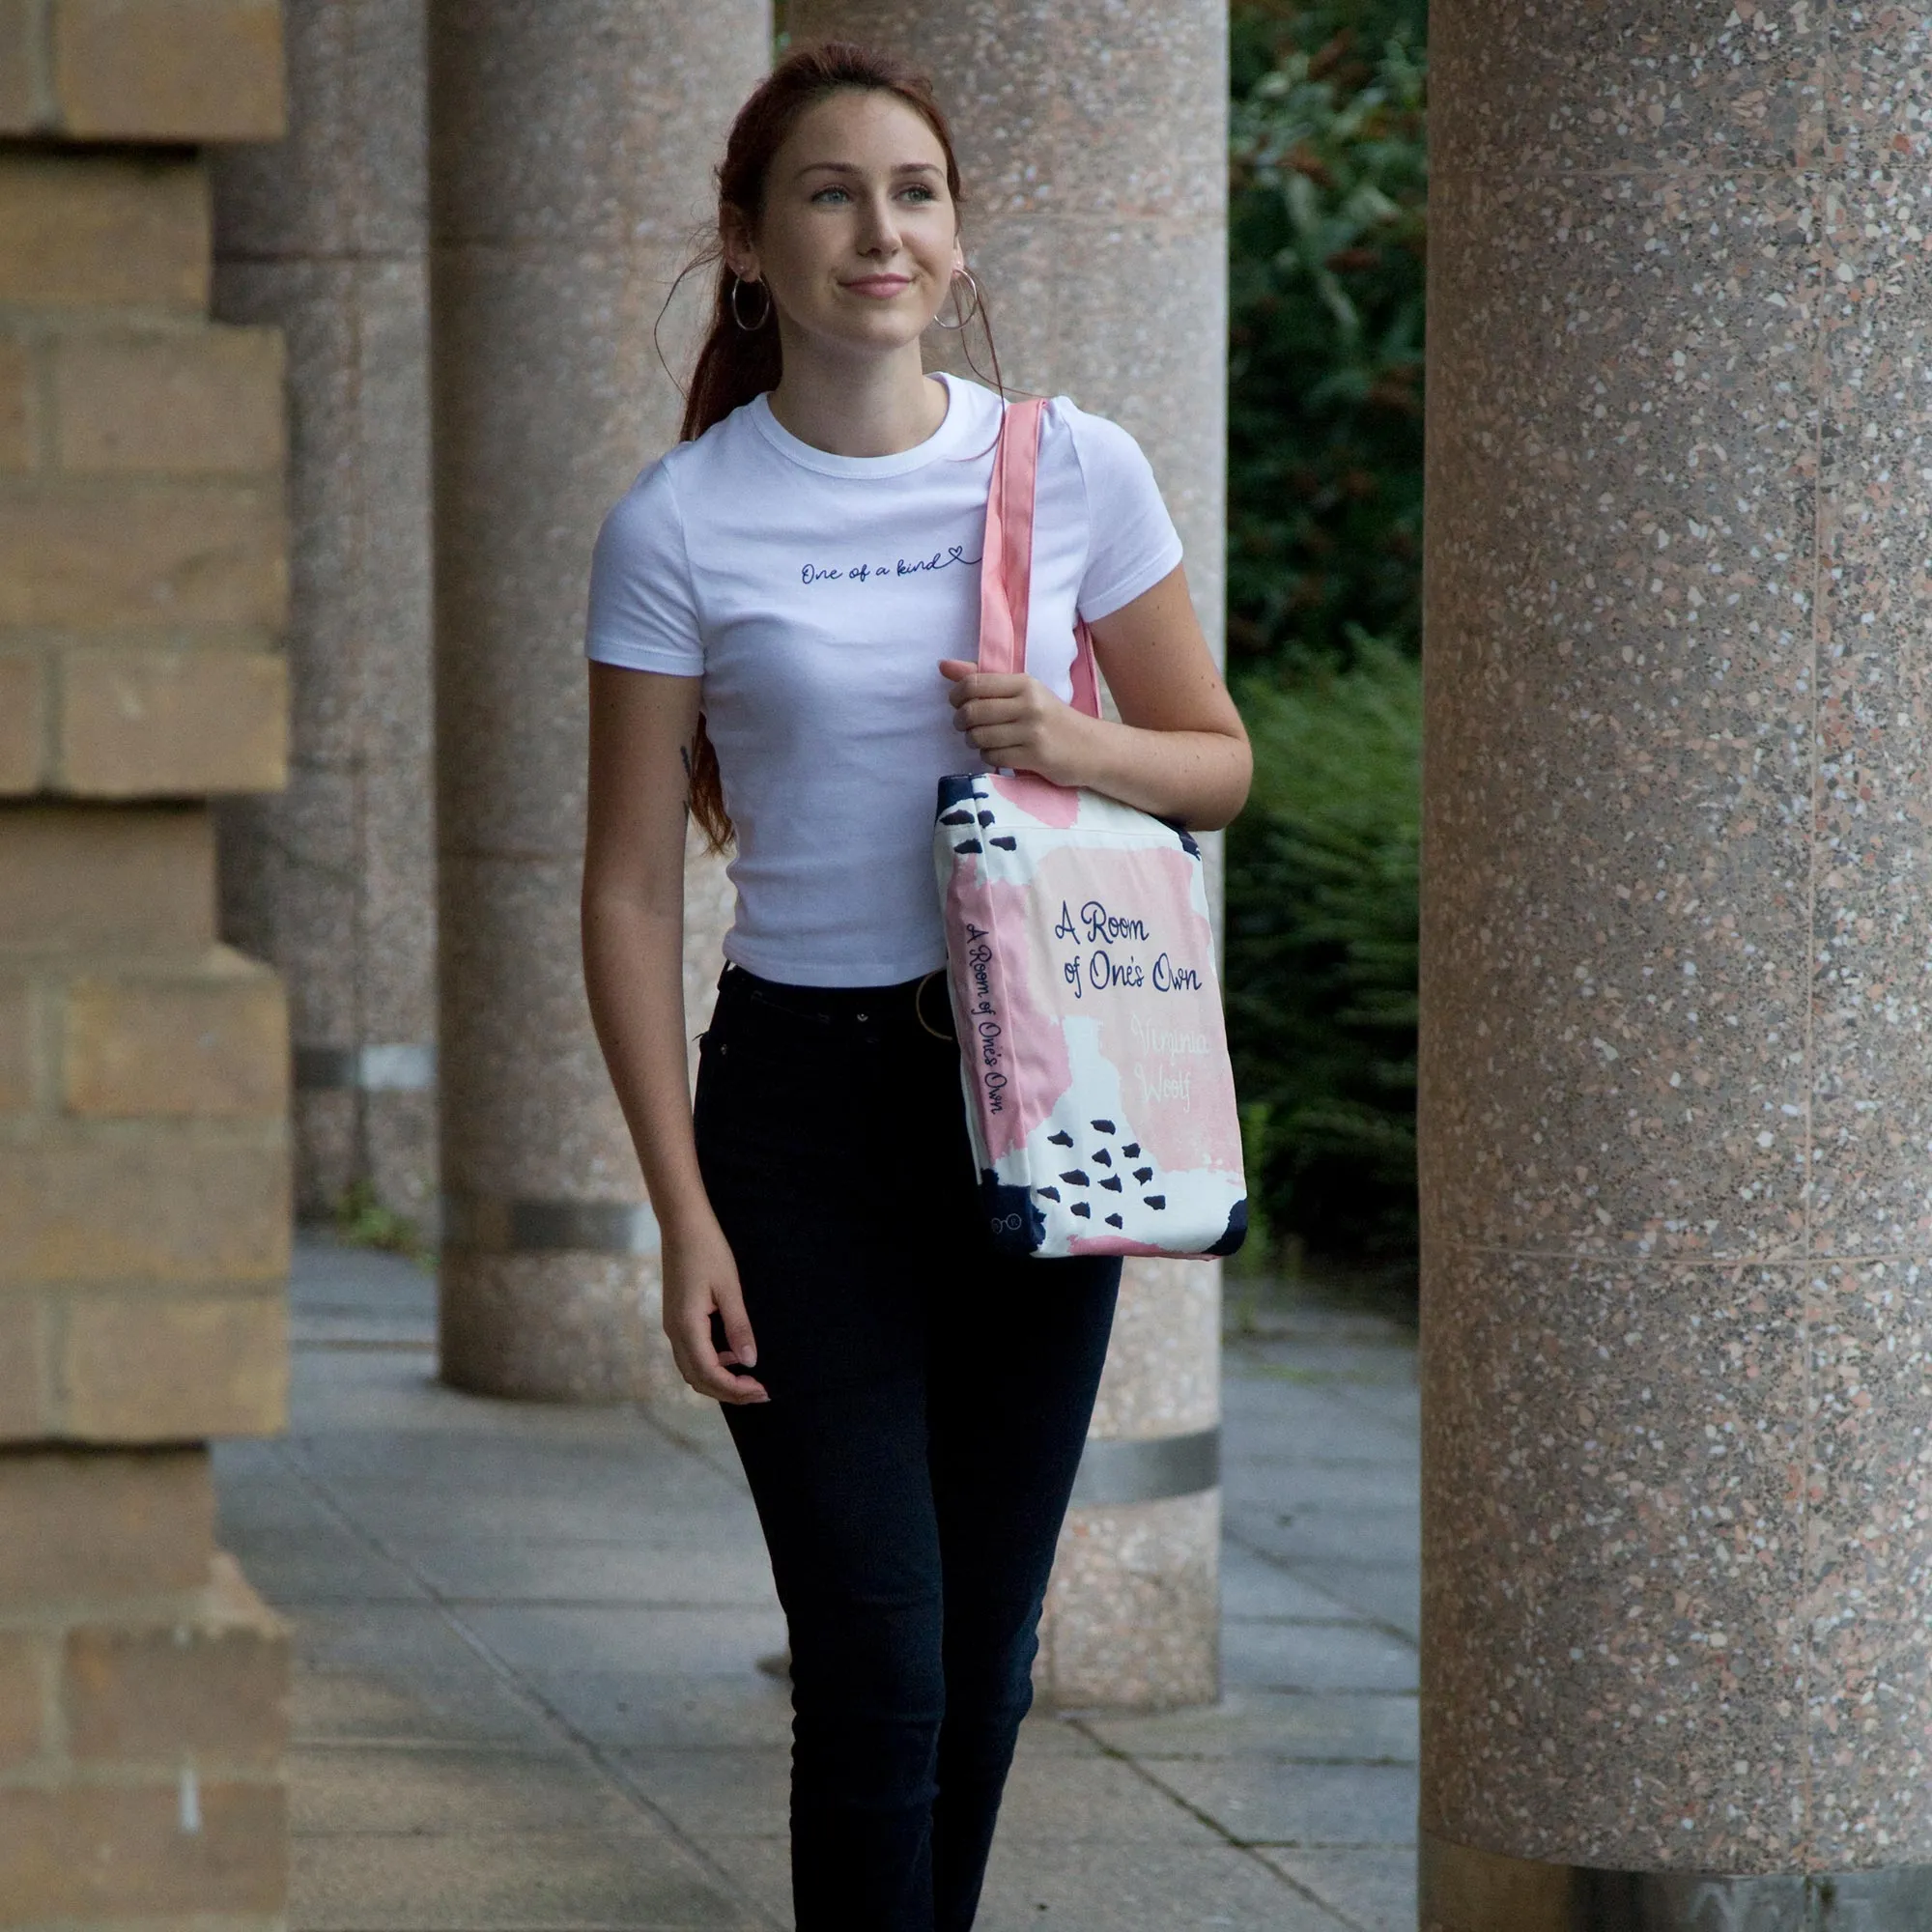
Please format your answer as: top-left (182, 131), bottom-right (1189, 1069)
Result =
top-left (214, 1237), bottom-right (1420, 1930)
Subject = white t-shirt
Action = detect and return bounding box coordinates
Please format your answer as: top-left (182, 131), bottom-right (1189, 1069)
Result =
top-left (584, 372), bottom-right (1183, 986)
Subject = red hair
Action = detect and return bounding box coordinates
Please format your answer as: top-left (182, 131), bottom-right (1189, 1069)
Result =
top-left (661, 42), bottom-right (1002, 852)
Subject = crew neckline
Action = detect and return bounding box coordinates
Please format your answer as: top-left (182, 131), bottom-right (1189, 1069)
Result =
top-left (748, 372), bottom-right (988, 478)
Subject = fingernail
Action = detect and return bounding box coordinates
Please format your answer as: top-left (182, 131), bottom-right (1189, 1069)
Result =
top-left (740, 1350), bottom-right (756, 1368)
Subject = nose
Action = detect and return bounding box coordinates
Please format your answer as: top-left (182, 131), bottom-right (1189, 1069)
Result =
top-left (855, 185), bottom-right (902, 258)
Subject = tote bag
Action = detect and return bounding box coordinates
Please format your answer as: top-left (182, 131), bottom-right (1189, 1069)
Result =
top-left (933, 397), bottom-right (1248, 1261)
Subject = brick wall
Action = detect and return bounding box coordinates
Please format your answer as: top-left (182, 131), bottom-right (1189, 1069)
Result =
top-left (0, 1455), bottom-right (287, 1924)
top-left (0, 4), bottom-right (292, 1924)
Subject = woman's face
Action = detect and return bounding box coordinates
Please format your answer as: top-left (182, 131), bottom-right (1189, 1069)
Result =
top-left (729, 89), bottom-right (965, 355)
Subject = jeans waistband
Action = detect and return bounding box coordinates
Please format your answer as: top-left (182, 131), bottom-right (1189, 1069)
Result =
top-left (712, 962), bottom-right (957, 1044)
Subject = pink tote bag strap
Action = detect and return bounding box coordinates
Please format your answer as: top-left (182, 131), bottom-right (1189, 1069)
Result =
top-left (978, 397), bottom-right (1103, 720)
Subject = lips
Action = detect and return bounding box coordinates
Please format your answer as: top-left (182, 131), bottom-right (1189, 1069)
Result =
top-left (842, 275), bottom-right (912, 298)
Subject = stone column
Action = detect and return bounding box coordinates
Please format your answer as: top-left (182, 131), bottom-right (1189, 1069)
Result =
top-left (790, 0), bottom-right (1229, 1708)
top-left (212, 0), bottom-right (440, 1234)
top-left (1423, 5), bottom-right (1932, 1918)
top-left (428, 2), bottom-right (766, 1399)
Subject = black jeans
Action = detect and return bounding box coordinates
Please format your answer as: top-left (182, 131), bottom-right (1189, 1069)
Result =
top-left (693, 963), bottom-right (1120, 1932)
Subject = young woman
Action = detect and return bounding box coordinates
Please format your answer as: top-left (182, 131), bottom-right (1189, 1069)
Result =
top-left (581, 43), bottom-right (1250, 1932)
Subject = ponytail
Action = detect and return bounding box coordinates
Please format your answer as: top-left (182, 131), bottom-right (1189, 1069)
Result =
top-left (672, 277), bottom-right (781, 854)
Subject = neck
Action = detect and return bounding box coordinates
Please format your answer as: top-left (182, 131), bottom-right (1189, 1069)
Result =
top-left (765, 336), bottom-right (949, 458)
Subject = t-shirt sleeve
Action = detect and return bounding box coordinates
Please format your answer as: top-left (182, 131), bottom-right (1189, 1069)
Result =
top-left (1061, 402), bottom-right (1185, 623)
top-left (583, 460), bottom-right (703, 675)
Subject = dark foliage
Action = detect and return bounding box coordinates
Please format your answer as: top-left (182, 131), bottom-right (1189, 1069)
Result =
top-left (1226, 645), bottom-right (1419, 1263)
top-left (1225, 0), bottom-right (1426, 1267)
top-left (1228, 0), bottom-right (1426, 673)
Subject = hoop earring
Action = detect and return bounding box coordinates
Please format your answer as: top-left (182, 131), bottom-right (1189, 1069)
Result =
top-left (913, 970), bottom-right (954, 1041)
top-left (730, 276), bottom-right (772, 331)
top-left (932, 268), bottom-right (982, 332)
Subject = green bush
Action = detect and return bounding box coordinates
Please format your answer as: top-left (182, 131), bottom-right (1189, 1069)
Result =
top-left (1227, 644), bottom-right (1419, 1263)
top-left (1229, 0), bottom-right (1426, 673)
top-left (1226, 0), bottom-right (1426, 1268)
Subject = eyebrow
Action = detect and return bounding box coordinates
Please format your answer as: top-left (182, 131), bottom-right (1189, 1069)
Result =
top-left (792, 160), bottom-right (945, 182)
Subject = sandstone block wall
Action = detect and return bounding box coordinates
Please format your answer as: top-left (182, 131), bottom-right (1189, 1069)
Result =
top-left (0, 1454), bottom-right (289, 1927)
top-left (0, 810), bottom-right (290, 1441)
top-left (0, 0), bottom-right (283, 142)
top-left (0, 3), bottom-right (294, 1920)
top-left (0, 153), bottom-right (288, 802)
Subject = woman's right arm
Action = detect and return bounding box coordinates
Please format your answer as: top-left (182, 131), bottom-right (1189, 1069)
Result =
top-left (581, 662), bottom-right (767, 1404)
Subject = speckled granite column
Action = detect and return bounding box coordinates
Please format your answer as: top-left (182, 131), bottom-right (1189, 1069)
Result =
top-left (212, 0), bottom-right (440, 1231)
top-left (1423, 3), bottom-right (1932, 1916)
top-left (792, 0), bottom-right (1228, 1708)
top-left (427, 2), bottom-right (762, 1400)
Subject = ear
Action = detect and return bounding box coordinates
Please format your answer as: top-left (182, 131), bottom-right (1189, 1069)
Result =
top-left (720, 206), bottom-right (759, 284)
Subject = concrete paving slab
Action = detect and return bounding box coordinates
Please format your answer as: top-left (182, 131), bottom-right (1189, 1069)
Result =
top-left (1237, 1321), bottom-right (1417, 1364)
top-left (284, 1348), bottom-right (657, 1441)
top-left (407, 1538), bottom-right (780, 1609)
top-left (289, 1604), bottom-right (561, 1748)
top-left (605, 1734), bottom-right (1225, 1854)
top-left (1217, 1390), bottom-right (1415, 1465)
top-left (1279, 1559), bottom-right (1421, 1642)
top-left (301, 1486), bottom-right (749, 1550)
top-left (521, 1670), bottom-right (798, 1753)
top-left (984, 1749), bottom-right (1221, 1843)
top-left (215, 1433), bottom-right (317, 1482)
top-left (1145, 1758), bottom-right (1417, 1848)
top-left (1219, 1542), bottom-right (1365, 1621)
top-left (283, 1422), bottom-right (712, 1486)
top-left (1223, 1288), bottom-right (1412, 1346)
top-left (648, 1399), bottom-right (749, 1462)
top-left (1334, 1381), bottom-right (1419, 1436)
top-left (1009, 1708), bottom-right (1106, 1757)
top-left (1222, 1457), bottom-right (1420, 1513)
top-left (283, 1350), bottom-right (465, 1435)
top-left (1082, 1690), bottom-right (1417, 1764)
top-left (292, 1743), bottom-right (651, 1836)
top-left (1259, 1847), bottom-right (1418, 1932)
top-left (1220, 1375), bottom-right (1377, 1426)
top-left (215, 1519), bottom-right (432, 1605)
top-left (290, 1829), bottom-right (758, 1929)
top-left (973, 1843), bottom-right (1354, 1930)
top-left (293, 1314), bottom-right (437, 1349)
top-left (1221, 1617), bottom-right (1418, 1693)
top-left (725, 1837), bottom-right (1364, 1932)
top-left (291, 1660), bottom-right (557, 1750)
top-left (461, 1605), bottom-right (791, 1681)
top-left (604, 1747), bottom-right (793, 1842)
top-left (708, 1838), bottom-right (793, 1927)
top-left (212, 1453), bottom-right (346, 1531)
top-left (1223, 1501), bottom-right (1418, 1568)
top-left (282, 1437), bottom-right (750, 1521)
top-left (293, 1232), bottom-right (438, 1320)
top-left (310, 1464), bottom-right (761, 1539)
top-left (231, 1237), bottom-right (1425, 1930)
top-left (1224, 1340), bottom-right (1417, 1385)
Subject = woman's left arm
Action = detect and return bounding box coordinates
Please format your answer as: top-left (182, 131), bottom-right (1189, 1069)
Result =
top-left (939, 563), bottom-right (1252, 830)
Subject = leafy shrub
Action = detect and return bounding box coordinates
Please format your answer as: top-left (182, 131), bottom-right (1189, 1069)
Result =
top-left (1226, 1), bottom-right (1426, 1267)
top-left (1229, 0), bottom-right (1426, 673)
top-left (1226, 643), bottom-right (1419, 1263)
